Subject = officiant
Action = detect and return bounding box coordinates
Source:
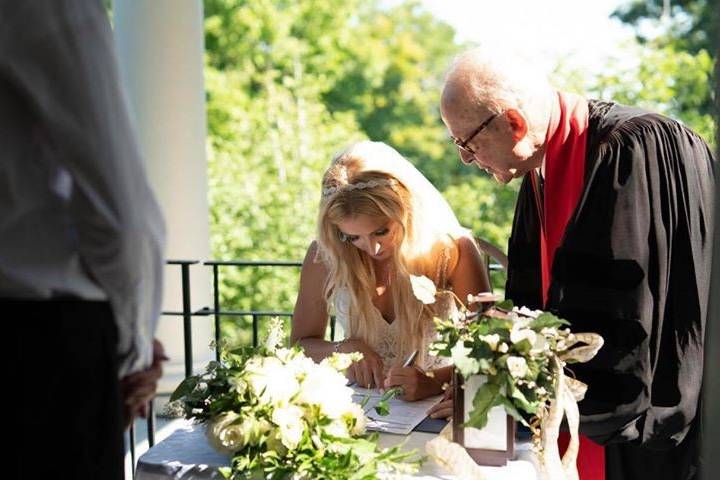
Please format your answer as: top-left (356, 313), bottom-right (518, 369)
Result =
top-left (439, 47), bottom-right (715, 480)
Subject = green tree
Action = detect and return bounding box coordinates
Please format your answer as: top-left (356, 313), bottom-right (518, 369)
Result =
top-left (608, 0), bottom-right (716, 145)
top-left (203, 0), bottom-right (520, 345)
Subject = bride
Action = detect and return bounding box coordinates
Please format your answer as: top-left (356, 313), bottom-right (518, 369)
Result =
top-left (291, 141), bottom-right (490, 412)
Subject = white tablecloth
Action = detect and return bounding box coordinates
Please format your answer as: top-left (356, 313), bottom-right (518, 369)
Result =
top-left (136, 423), bottom-right (538, 479)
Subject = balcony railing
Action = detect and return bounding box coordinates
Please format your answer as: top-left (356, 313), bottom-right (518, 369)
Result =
top-left (125, 257), bottom-right (504, 478)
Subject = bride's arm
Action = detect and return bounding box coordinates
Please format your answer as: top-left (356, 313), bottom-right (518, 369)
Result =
top-left (291, 242), bottom-right (335, 363)
top-left (292, 242), bottom-right (385, 388)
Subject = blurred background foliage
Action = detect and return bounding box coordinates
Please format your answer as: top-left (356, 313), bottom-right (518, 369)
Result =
top-left (201, 0), bottom-right (716, 345)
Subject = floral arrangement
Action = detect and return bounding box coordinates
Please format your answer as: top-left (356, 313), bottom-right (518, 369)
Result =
top-left (431, 298), bottom-right (577, 438)
top-left (171, 318), bottom-right (420, 479)
top-left (409, 275), bottom-right (603, 480)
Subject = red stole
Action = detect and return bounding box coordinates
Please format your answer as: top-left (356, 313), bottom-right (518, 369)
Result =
top-left (535, 92), bottom-right (605, 480)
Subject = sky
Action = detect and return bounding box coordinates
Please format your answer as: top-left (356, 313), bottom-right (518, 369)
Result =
top-left (382, 0), bottom-right (640, 77)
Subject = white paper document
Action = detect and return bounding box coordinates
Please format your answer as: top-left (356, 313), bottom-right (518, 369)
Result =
top-left (351, 385), bottom-right (442, 435)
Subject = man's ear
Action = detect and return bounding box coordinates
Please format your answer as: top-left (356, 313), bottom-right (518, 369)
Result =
top-left (505, 109), bottom-right (528, 142)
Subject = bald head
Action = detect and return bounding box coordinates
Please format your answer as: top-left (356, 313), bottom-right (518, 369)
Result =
top-left (441, 47), bottom-right (554, 139)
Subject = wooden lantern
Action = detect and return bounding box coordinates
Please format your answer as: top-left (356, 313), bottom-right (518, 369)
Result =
top-left (452, 371), bottom-right (515, 466)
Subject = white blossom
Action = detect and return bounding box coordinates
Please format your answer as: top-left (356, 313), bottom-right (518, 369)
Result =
top-left (513, 306), bottom-right (542, 318)
top-left (272, 405), bottom-right (305, 450)
top-left (297, 364), bottom-right (355, 419)
top-left (245, 357), bottom-right (300, 405)
top-left (506, 356), bottom-right (529, 379)
top-left (510, 325), bottom-right (537, 346)
top-left (207, 412), bottom-right (246, 453)
top-left (410, 275), bottom-right (437, 304)
top-left (451, 341), bottom-right (480, 377)
top-left (478, 334), bottom-right (500, 351)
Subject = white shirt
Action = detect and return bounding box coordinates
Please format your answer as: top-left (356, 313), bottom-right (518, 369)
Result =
top-left (0, 0), bottom-right (165, 377)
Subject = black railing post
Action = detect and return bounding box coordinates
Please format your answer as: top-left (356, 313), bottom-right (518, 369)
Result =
top-left (252, 313), bottom-right (259, 347)
top-left (181, 263), bottom-right (193, 378)
top-left (129, 424), bottom-right (136, 477)
top-left (213, 264), bottom-right (221, 362)
top-left (147, 400), bottom-right (156, 447)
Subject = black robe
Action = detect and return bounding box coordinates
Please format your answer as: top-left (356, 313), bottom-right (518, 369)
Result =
top-left (505, 101), bottom-right (716, 480)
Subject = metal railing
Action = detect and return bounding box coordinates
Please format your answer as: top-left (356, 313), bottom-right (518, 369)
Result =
top-left (126, 258), bottom-right (503, 477)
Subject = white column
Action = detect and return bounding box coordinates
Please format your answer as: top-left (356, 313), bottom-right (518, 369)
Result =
top-left (113, 0), bottom-right (213, 393)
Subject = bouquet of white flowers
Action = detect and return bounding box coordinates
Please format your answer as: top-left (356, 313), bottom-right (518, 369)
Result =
top-left (409, 274), bottom-right (604, 480)
top-left (171, 318), bottom-right (420, 479)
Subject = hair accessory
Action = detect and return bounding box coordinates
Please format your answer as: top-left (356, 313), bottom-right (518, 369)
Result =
top-left (322, 178), bottom-right (397, 198)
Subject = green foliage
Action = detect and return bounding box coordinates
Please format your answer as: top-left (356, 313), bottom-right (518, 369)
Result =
top-left (203, 0), bottom-right (515, 346)
top-left (612, 0), bottom-right (716, 54)
top-left (607, 0), bottom-right (716, 146)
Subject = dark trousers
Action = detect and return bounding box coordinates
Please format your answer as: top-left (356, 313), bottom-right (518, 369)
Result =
top-left (7, 299), bottom-right (124, 480)
top-left (605, 417), bottom-right (701, 480)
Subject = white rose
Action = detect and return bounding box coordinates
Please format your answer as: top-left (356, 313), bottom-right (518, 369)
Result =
top-left (510, 326), bottom-right (537, 346)
top-left (531, 334), bottom-right (547, 354)
top-left (478, 334), bottom-right (500, 351)
top-left (301, 369), bottom-right (355, 419)
top-left (541, 327), bottom-right (558, 336)
top-left (498, 342), bottom-right (509, 353)
top-left (325, 419), bottom-right (350, 439)
top-left (246, 357), bottom-right (300, 405)
top-left (506, 356), bottom-right (529, 379)
top-left (272, 405), bottom-right (305, 450)
top-left (410, 275), bottom-right (437, 304)
top-left (283, 354), bottom-right (317, 378)
top-left (450, 341), bottom-right (480, 377)
top-left (207, 412), bottom-right (246, 454)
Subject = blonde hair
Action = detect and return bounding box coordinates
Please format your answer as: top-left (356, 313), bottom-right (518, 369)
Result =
top-left (316, 141), bottom-right (468, 366)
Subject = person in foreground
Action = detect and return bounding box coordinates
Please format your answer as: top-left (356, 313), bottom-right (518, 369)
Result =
top-left (292, 141), bottom-right (490, 411)
top-left (439, 47), bottom-right (715, 480)
top-left (1, 1), bottom-right (167, 478)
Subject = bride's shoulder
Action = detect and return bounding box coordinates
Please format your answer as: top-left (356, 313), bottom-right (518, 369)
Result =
top-left (448, 234), bottom-right (484, 277)
top-left (301, 241), bottom-right (328, 278)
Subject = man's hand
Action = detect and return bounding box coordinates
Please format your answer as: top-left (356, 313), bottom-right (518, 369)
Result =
top-left (121, 339), bottom-right (168, 430)
top-left (427, 385), bottom-right (453, 419)
top-left (384, 366), bottom-right (442, 402)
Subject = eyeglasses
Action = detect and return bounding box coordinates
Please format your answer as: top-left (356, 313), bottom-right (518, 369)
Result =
top-left (450, 112), bottom-right (500, 156)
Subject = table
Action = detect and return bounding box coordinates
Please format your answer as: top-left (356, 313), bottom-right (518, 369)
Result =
top-left (136, 422), bottom-right (538, 479)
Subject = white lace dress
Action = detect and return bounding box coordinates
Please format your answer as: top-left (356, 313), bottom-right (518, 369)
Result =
top-left (332, 246), bottom-right (456, 372)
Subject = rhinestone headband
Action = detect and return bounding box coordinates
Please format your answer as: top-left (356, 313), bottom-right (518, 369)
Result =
top-left (322, 178), bottom-right (397, 198)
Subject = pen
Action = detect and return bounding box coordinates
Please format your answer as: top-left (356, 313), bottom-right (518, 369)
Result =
top-left (402, 349), bottom-right (419, 368)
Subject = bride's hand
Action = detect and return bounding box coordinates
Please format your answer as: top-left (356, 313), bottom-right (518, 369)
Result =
top-left (342, 339), bottom-right (385, 389)
top-left (384, 366), bottom-right (442, 402)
